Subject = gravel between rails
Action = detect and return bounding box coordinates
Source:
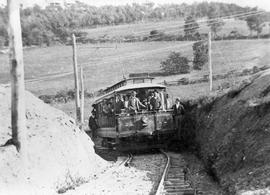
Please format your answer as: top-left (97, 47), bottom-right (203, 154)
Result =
top-left (131, 154), bottom-right (167, 195)
top-left (64, 153), bottom-right (166, 195)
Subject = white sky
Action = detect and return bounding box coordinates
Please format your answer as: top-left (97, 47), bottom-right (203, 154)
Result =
top-left (1, 0), bottom-right (270, 11)
top-left (80, 0), bottom-right (270, 11)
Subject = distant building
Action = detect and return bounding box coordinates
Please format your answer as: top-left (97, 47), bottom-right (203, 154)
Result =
top-left (64, 0), bottom-right (76, 7)
top-left (45, 0), bottom-right (75, 9)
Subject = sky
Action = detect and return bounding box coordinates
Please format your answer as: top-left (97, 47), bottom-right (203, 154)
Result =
top-left (1, 0), bottom-right (270, 11)
top-left (80, 0), bottom-right (270, 10)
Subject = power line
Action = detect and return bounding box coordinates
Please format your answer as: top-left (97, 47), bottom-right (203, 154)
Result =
top-left (25, 41), bottom-right (196, 83)
top-left (84, 10), bottom-right (265, 38)
top-left (77, 10), bottom-right (265, 44)
top-left (75, 10), bottom-right (266, 50)
top-left (25, 10), bottom-right (267, 84)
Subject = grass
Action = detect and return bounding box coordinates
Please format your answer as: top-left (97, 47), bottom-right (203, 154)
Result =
top-left (82, 18), bottom-right (266, 39)
top-left (0, 39), bottom-right (269, 96)
top-left (0, 30), bottom-right (269, 121)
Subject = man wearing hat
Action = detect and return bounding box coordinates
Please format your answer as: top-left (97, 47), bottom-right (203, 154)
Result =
top-left (172, 97), bottom-right (185, 139)
top-left (128, 91), bottom-right (146, 114)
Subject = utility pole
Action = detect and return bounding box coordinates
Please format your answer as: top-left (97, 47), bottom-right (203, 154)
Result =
top-left (208, 31), bottom-right (213, 92)
top-left (79, 65), bottom-right (84, 130)
top-left (8, 0), bottom-right (26, 153)
top-left (72, 34), bottom-right (81, 126)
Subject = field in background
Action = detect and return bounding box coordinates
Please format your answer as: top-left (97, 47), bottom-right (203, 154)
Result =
top-left (83, 19), bottom-right (269, 39)
top-left (0, 39), bottom-right (269, 96)
top-left (0, 38), bottom-right (269, 121)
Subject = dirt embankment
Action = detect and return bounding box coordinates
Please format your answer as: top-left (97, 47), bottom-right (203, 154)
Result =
top-left (0, 85), bottom-right (109, 194)
top-left (181, 71), bottom-right (270, 194)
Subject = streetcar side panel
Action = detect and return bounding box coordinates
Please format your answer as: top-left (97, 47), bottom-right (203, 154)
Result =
top-left (117, 112), bottom-right (174, 137)
top-left (155, 111), bottom-right (174, 133)
top-left (117, 113), bottom-right (155, 137)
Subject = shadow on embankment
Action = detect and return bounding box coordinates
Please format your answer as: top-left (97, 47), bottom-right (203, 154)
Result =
top-left (178, 71), bottom-right (270, 195)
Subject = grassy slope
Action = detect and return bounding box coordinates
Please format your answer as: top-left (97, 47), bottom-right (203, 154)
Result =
top-left (0, 39), bottom-right (269, 96)
top-left (83, 19), bottom-right (269, 39)
top-left (82, 19), bottom-right (244, 38)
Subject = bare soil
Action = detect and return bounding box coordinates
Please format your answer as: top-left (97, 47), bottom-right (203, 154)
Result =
top-left (183, 70), bottom-right (270, 194)
top-left (0, 85), bottom-right (109, 194)
top-left (64, 154), bottom-right (165, 195)
top-left (182, 152), bottom-right (225, 194)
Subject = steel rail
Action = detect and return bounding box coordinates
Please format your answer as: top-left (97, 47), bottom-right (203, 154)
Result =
top-left (121, 153), bottom-right (133, 167)
top-left (155, 149), bottom-right (171, 195)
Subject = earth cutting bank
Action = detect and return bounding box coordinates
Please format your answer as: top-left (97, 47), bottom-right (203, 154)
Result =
top-left (0, 85), bottom-right (110, 194)
top-left (180, 71), bottom-right (270, 194)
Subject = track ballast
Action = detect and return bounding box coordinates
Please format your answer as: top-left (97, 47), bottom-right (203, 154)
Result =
top-left (156, 151), bottom-right (197, 195)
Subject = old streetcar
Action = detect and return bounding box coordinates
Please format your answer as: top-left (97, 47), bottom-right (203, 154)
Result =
top-left (88, 74), bottom-right (177, 150)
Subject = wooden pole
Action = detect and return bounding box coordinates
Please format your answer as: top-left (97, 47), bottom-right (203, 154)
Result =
top-left (72, 34), bottom-right (81, 126)
top-left (8, 0), bottom-right (26, 152)
top-left (208, 31), bottom-right (213, 92)
top-left (79, 65), bottom-right (84, 130)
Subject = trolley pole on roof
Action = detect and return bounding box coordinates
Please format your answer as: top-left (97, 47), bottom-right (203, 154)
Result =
top-left (8, 0), bottom-right (26, 153)
top-left (208, 31), bottom-right (213, 92)
top-left (72, 34), bottom-right (81, 127)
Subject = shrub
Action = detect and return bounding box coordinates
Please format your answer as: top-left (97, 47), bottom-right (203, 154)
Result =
top-left (193, 41), bottom-right (208, 70)
top-left (39, 89), bottom-right (94, 104)
top-left (161, 52), bottom-right (190, 74)
top-left (184, 16), bottom-right (200, 41)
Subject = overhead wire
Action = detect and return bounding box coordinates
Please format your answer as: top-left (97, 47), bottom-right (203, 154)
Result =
top-left (75, 10), bottom-right (265, 46)
top-left (25, 10), bottom-right (267, 83)
top-left (83, 10), bottom-right (265, 38)
top-left (26, 41), bottom-right (197, 83)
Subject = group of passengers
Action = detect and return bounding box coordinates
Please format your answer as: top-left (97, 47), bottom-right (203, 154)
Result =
top-left (89, 90), bottom-right (185, 137)
top-left (105, 89), bottom-right (171, 115)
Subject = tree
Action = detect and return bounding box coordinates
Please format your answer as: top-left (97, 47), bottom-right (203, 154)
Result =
top-left (207, 18), bottom-right (225, 39)
top-left (207, 5), bottom-right (225, 39)
top-left (246, 13), bottom-right (264, 38)
top-left (193, 41), bottom-right (208, 70)
top-left (161, 52), bottom-right (190, 74)
top-left (184, 15), bottom-right (199, 40)
top-left (0, 2), bottom-right (256, 46)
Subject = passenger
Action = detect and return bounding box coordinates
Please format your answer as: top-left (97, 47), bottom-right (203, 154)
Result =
top-left (150, 90), bottom-right (161, 111)
top-left (149, 92), bottom-right (155, 110)
top-left (102, 100), bottom-right (110, 115)
top-left (172, 97), bottom-right (185, 139)
top-left (165, 94), bottom-right (172, 110)
top-left (123, 95), bottom-right (129, 109)
top-left (107, 102), bottom-right (114, 116)
top-left (115, 94), bottom-right (124, 114)
top-left (91, 104), bottom-right (97, 118)
top-left (159, 89), bottom-right (166, 111)
top-left (128, 91), bottom-right (146, 113)
top-left (106, 102), bottom-right (115, 125)
top-left (88, 114), bottom-right (98, 138)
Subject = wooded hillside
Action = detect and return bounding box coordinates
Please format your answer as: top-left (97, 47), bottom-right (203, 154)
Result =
top-left (0, 1), bottom-right (269, 46)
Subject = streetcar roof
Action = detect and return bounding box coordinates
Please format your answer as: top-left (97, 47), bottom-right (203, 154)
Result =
top-left (93, 83), bottom-right (166, 104)
top-left (115, 83), bottom-right (165, 92)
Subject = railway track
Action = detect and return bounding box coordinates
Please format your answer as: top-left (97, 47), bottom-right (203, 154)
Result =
top-left (156, 150), bottom-right (196, 195)
top-left (124, 153), bottom-right (133, 167)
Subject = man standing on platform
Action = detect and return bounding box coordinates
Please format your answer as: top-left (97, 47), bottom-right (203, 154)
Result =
top-left (172, 97), bottom-right (185, 139)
